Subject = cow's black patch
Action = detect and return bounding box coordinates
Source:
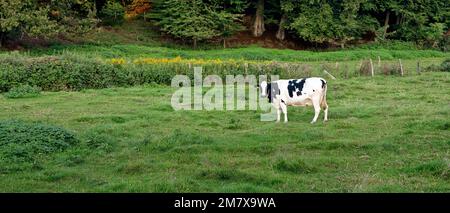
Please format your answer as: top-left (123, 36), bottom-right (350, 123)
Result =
top-left (266, 83), bottom-right (272, 103)
top-left (281, 99), bottom-right (286, 104)
top-left (320, 79), bottom-right (326, 89)
top-left (288, 78), bottom-right (307, 98)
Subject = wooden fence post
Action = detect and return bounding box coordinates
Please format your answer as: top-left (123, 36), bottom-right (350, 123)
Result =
top-left (416, 61), bottom-right (421, 75)
top-left (344, 64), bottom-right (349, 79)
top-left (323, 70), bottom-right (337, 80)
top-left (336, 62), bottom-right (339, 75)
top-left (369, 58), bottom-right (374, 77)
top-left (399, 59), bottom-right (404, 76)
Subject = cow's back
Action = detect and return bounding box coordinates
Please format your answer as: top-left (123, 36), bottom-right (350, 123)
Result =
top-left (274, 78), bottom-right (326, 105)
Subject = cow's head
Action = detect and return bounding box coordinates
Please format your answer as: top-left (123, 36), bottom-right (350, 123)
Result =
top-left (260, 81), bottom-right (268, 97)
top-left (260, 81), bottom-right (278, 103)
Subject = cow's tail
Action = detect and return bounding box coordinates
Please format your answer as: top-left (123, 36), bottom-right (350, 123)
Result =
top-left (320, 80), bottom-right (328, 110)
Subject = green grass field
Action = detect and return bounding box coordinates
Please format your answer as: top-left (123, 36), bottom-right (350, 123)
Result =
top-left (0, 72), bottom-right (448, 192)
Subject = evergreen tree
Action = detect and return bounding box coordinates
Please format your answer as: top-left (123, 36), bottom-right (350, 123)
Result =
top-left (151, 0), bottom-right (242, 48)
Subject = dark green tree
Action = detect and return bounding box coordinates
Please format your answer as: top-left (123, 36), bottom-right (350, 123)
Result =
top-left (99, 0), bottom-right (125, 25)
top-left (151, 0), bottom-right (243, 48)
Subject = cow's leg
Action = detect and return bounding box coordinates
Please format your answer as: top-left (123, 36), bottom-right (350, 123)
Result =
top-left (274, 101), bottom-right (281, 123)
top-left (323, 106), bottom-right (328, 122)
top-left (323, 103), bottom-right (328, 122)
top-left (311, 97), bottom-right (321, 124)
top-left (321, 96), bottom-right (328, 122)
top-left (280, 100), bottom-right (288, 123)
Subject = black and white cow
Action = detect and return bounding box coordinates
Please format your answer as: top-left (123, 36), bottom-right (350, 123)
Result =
top-left (260, 77), bottom-right (328, 123)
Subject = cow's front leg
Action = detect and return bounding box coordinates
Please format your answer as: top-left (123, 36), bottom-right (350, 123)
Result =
top-left (280, 100), bottom-right (288, 123)
top-left (273, 100), bottom-right (281, 123)
top-left (311, 98), bottom-right (321, 124)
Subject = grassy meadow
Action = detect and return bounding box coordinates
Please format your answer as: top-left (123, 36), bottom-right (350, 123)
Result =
top-left (0, 72), bottom-right (448, 192)
top-left (0, 21), bottom-right (449, 192)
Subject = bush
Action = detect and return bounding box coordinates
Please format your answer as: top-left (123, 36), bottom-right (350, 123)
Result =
top-left (0, 120), bottom-right (79, 172)
top-left (3, 85), bottom-right (41, 98)
top-left (440, 59), bottom-right (450, 72)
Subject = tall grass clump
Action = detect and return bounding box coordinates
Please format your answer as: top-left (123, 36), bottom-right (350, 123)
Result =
top-left (0, 120), bottom-right (79, 172)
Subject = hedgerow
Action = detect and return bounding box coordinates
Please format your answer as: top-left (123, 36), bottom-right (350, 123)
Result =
top-left (0, 53), bottom-right (447, 92)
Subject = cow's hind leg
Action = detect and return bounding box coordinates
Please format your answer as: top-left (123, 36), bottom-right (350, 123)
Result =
top-left (321, 96), bottom-right (328, 122)
top-left (280, 100), bottom-right (288, 123)
top-left (311, 97), bottom-right (321, 124)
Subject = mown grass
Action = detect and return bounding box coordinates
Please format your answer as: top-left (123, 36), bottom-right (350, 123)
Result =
top-left (0, 72), bottom-right (448, 192)
top-left (24, 44), bottom-right (449, 62)
top-left (2, 19), bottom-right (447, 63)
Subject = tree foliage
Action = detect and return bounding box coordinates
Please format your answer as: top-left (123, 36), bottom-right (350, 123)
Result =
top-left (151, 0), bottom-right (242, 48)
top-left (99, 0), bottom-right (125, 25)
top-left (0, 0), bottom-right (98, 46)
top-left (1, 0), bottom-right (448, 48)
top-left (149, 0), bottom-right (448, 48)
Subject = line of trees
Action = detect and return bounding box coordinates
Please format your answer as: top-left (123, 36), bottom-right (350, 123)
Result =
top-left (150, 0), bottom-right (449, 48)
top-left (0, 0), bottom-right (448, 49)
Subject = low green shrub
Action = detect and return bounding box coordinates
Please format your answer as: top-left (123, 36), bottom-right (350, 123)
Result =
top-left (425, 59), bottom-right (450, 72)
top-left (3, 85), bottom-right (41, 98)
top-left (0, 120), bottom-right (79, 172)
top-left (440, 58), bottom-right (450, 72)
